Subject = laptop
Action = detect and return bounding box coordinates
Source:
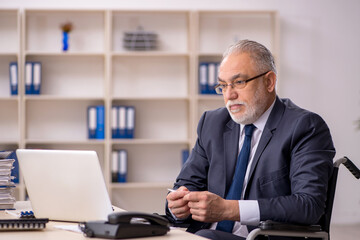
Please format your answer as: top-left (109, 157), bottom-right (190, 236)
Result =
top-left (16, 149), bottom-right (113, 222)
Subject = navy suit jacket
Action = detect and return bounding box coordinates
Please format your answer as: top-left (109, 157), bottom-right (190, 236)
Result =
top-left (167, 97), bottom-right (335, 235)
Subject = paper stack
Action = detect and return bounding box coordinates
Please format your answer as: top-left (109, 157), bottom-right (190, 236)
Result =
top-left (0, 151), bottom-right (16, 210)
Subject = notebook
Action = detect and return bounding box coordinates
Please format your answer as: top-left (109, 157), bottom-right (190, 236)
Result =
top-left (16, 149), bottom-right (113, 222)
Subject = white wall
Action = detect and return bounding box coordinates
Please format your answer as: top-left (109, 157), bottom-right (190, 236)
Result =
top-left (2, 0), bottom-right (359, 224)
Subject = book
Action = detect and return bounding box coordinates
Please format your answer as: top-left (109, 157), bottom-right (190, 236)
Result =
top-left (9, 62), bottom-right (18, 95)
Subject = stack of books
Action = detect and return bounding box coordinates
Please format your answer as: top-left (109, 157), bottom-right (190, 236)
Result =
top-left (0, 151), bottom-right (16, 210)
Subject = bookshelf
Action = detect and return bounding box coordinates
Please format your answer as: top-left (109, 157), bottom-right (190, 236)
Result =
top-left (0, 9), bottom-right (279, 214)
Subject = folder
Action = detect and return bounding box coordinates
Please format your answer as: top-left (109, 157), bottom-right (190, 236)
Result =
top-left (126, 106), bottom-right (135, 139)
top-left (199, 62), bottom-right (208, 94)
top-left (87, 106), bottom-right (97, 139)
top-left (25, 62), bottom-right (33, 95)
top-left (118, 150), bottom-right (127, 183)
top-left (9, 62), bottom-right (18, 95)
top-left (32, 62), bottom-right (42, 95)
top-left (96, 105), bottom-right (105, 139)
top-left (119, 106), bottom-right (126, 138)
top-left (111, 106), bottom-right (119, 139)
top-left (208, 63), bottom-right (217, 94)
top-left (111, 151), bottom-right (119, 182)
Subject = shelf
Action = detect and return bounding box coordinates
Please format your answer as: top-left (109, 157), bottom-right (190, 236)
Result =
top-left (111, 55), bottom-right (189, 99)
top-left (25, 10), bottom-right (106, 53)
top-left (111, 11), bottom-right (189, 53)
top-left (25, 139), bottom-right (105, 145)
top-left (111, 139), bottom-right (190, 145)
top-left (24, 95), bottom-right (104, 101)
top-left (25, 51), bottom-right (105, 56)
top-left (197, 94), bottom-right (223, 100)
top-left (24, 54), bottom-right (105, 97)
top-left (198, 11), bottom-right (277, 54)
top-left (111, 52), bottom-right (189, 57)
top-left (0, 10), bottom-right (19, 53)
top-left (111, 182), bottom-right (173, 189)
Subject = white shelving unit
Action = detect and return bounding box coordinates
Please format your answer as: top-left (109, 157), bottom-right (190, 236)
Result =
top-left (0, 9), bottom-right (279, 214)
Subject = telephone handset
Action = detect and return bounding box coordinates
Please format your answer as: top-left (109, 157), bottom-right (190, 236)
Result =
top-left (81, 212), bottom-right (170, 239)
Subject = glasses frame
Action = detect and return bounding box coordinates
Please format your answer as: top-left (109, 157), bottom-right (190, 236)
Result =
top-left (214, 71), bottom-right (270, 94)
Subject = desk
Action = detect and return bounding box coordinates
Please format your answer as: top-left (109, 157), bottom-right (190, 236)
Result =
top-left (0, 202), bottom-right (205, 240)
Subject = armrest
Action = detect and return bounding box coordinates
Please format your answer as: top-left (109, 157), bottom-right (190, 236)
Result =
top-left (259, 220), bottom-right (322, 232)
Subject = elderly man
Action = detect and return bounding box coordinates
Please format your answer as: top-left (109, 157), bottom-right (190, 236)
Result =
top-left (166, 40), bottom-right (335, 240)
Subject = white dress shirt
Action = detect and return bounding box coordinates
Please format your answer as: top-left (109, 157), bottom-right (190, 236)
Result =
top-left (211, 100), bottom-right (275, 238)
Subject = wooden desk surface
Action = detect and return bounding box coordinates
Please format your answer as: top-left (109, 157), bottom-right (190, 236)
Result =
top-left (0, 202), bottom-right (205, 240)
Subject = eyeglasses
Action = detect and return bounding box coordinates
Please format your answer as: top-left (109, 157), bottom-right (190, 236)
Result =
top-left (214, 71), bottom-right (270, 94)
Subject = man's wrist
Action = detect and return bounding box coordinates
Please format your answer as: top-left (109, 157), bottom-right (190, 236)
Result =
top-left (224, 200), bottom-right (240, 221)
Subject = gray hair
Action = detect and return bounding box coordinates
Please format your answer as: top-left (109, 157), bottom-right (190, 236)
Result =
top-left (223, 39), bottom-right (277, 74)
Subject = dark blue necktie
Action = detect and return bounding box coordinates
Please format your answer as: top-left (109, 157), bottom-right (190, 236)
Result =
top-left (216, 124), bottom-right (255, 233)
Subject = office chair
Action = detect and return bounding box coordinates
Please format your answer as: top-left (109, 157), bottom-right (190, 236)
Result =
top-left (246, 156), bottom-right (360, 240)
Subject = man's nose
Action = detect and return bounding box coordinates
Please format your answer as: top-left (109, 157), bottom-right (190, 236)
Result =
top-left (224, 86), bottom-right (237, 100)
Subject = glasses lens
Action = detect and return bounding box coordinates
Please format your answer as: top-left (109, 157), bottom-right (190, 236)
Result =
top-left (215, 86), bottom-right (223, 94)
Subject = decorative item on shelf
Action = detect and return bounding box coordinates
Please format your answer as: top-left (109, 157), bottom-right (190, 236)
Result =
top-left (199, 61), bottom-right (220, 94)
top-left (60, 22), bottom-right (73, 52)
top-left (0, 151), bottom-right (17, 210)
top-left (111, 105), bottom-right (135, 139)
top-left (111, 150), bottom-right (128, 183)
top-left (9, 62), bottom-right (18, 95)
top-left (123, 26), bottom-right (158, 51)
top-left (87, 105), bottom-right (105, 140)
top-left (24, 61), bottom-right (42, 95)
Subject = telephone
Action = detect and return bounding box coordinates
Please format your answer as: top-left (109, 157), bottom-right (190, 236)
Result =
top-left (80, 212), bottom-right (170, 239)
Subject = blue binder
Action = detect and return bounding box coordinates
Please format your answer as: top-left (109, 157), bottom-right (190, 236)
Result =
top-left (199, 62), bottom-right (208, 94)
top-left (9, 62), bottom-right (18, 95)
top-left (111, 106), bottom-right (119, 139)
top-left (25, 62), bottom-right (33, 95)
top-left (125, 106), bottom-right (135, 139)
top-left (96, 105), bottom-right (105, 139)
top-left (207, 63), bottom-right (217, 94)
top-left (87, 106), bottom-right (97, 139)
top-left (118, 106), bottom-right (126, 138)
top-left (32, 62), bottom-right (42, 95)
top-left (111, 151), bottom-right (119, 182)
top-left (118, 150), bottom-right (127, 183)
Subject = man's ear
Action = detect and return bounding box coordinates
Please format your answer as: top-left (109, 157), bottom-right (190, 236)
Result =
top-left (265, 71), bottom-right (277, 92)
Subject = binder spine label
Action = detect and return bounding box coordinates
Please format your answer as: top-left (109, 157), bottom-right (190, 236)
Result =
top-left (32, 62), bottom-right (42, 94)
top-left (111, 151), bottom-right (119, 182)
top-left (119, 106), bottom-right (126, 138)
top-left (118, 150), bottom-right (127, 182)
top-left (9, 62), bottom-right (18, 95)
top-left (88, 106), bottom-right (97, 139)
top-left (111, 107), bottom-right (118, 139)
top-left (25, 62), bottom-right (33, 94)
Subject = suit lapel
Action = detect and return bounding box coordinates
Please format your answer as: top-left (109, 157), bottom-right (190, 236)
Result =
top-left (246, 97), bottom-right (285, 190)
top-left (221, 119), bottom-right (240, 197)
